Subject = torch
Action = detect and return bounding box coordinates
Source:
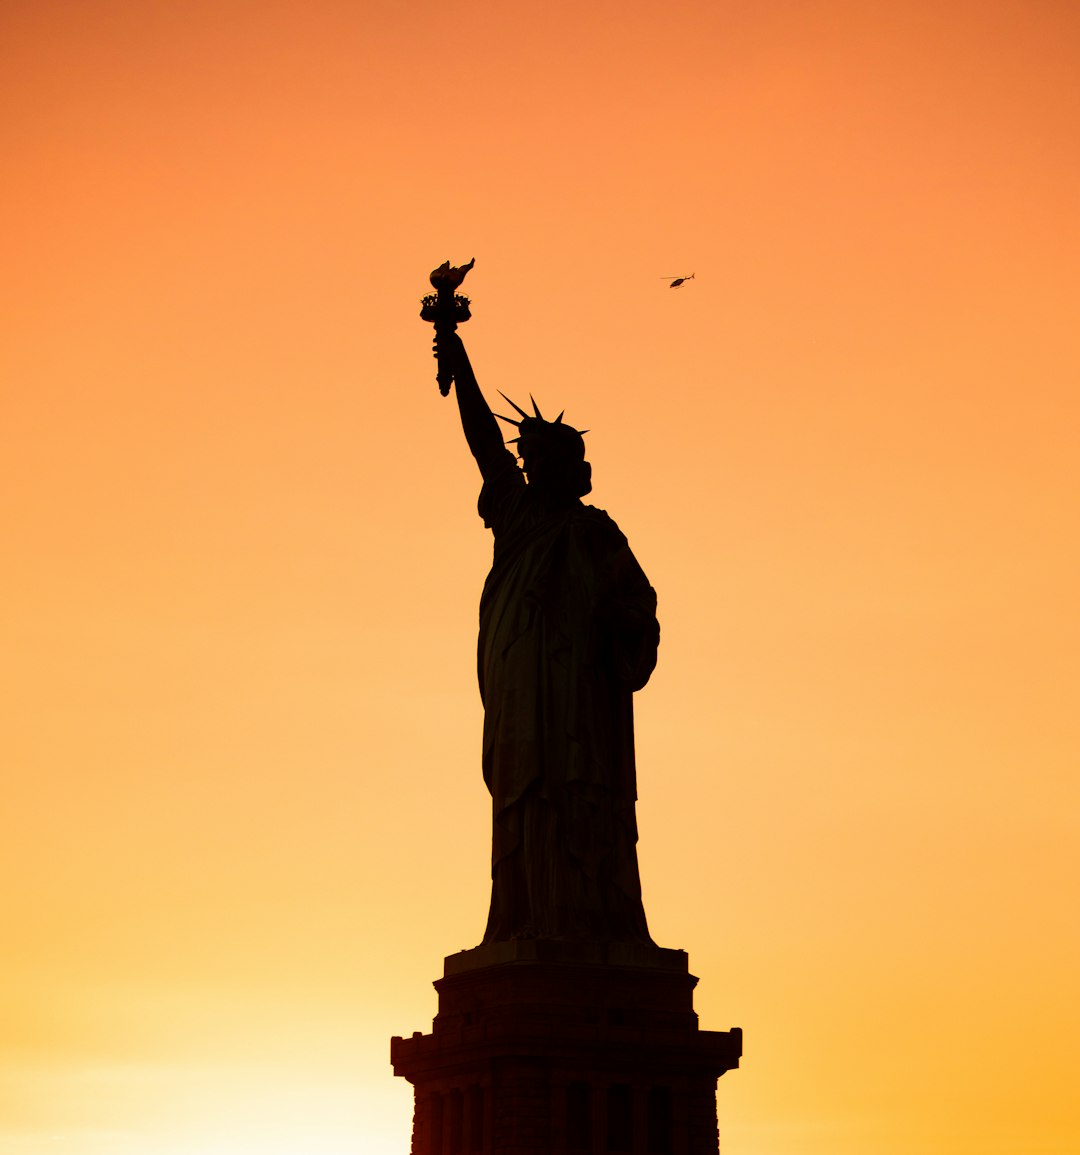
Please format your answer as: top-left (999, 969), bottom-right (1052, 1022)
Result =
top-left (421, 258), bottom-right (474, 396)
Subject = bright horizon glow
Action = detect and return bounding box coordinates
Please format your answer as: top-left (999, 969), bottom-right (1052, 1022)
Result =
top-left (0, 1061), bottom-right (410, 1155)
top-left (3, 1), bottom-right (1078, 1153)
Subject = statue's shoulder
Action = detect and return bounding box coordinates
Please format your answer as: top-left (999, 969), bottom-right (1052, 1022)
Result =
top-left (578, 503), bottom-right (628, 542)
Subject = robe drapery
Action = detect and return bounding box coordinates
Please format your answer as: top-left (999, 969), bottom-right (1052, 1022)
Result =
top-left (477, 451), bottom-right (659, 943)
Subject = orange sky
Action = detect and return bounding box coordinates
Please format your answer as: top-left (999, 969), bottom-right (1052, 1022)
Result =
top-left (2, 1), bottom-right (1078, 1153)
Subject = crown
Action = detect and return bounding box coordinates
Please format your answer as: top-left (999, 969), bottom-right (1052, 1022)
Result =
top-left (494, 393), bottom-right (589, 447)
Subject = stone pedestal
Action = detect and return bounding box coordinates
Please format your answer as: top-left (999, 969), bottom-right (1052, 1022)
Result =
top-left (391, 940), bottom-right (741, 1155)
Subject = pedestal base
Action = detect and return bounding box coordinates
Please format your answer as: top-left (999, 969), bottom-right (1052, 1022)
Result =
top-left (391, 941), bottom-right (741, 1155)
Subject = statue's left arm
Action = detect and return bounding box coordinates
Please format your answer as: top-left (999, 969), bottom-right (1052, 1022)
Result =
top-left (600, 537), bottom-right (660, 692)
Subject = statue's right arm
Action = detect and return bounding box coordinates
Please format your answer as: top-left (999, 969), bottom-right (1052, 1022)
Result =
top-left (439, 329), bottom-right (511, 480)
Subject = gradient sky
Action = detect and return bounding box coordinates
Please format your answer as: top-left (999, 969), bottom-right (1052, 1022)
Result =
top-left (2, 2), bottom-right (1078, 1153)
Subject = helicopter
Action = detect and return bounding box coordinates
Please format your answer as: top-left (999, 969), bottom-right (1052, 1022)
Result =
top-left (661, 273), bottom-right (695, 288)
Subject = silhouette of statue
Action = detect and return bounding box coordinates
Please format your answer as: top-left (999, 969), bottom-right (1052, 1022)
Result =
top-left (427, 263), bottom-right (659, 945)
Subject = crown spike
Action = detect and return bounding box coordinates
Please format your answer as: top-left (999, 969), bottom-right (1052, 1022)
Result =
top-left (554, 410), bottom-right (565, 424)
top-left (494, 413), bottom-right (522, 428)
top-left (497, 391), bottom-right (530, 420)
top-left (530, 395), bottom-right (544, 419)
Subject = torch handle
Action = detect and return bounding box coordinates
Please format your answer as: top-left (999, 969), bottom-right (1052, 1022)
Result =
top-left (433, 318), bottom-right (457, 397)
top-left (431, 291), bottom-right (463, 397)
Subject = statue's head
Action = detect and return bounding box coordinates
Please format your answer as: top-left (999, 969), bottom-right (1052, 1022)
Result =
top-left (497, 395), bottom-right (592, 500)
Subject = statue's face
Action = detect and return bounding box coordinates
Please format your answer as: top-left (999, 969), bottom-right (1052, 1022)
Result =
top-left (520, 437), bottom-right (579, 499)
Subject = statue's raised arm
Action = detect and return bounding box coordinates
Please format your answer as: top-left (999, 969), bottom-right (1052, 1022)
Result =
top-left (443, 330), bottom-right (509, 481)
top-left (421, 259), bottom-right (508, 481)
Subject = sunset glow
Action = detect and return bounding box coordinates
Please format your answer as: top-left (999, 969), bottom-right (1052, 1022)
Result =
top-left (3, 1), bottom-right (1078, 1153)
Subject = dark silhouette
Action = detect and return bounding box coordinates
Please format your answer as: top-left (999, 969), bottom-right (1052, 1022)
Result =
top-left (427, 263), bottom-right (659, 944)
